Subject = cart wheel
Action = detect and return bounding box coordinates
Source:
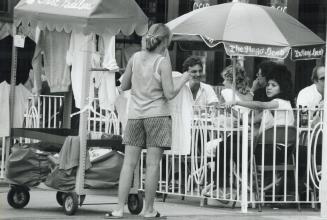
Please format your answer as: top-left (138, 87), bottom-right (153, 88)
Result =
top-left (56, 192), bottom-right (66, 206)
top-left (127, 193), bottom-right (143, 215)
top-left (63, 192), bottom-right (78, 215)
top-left (7, 187), bottom-right (30, 209)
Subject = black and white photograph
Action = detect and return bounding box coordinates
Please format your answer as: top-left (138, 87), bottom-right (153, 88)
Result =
top-left (0, 0), bottom-right (326, 219)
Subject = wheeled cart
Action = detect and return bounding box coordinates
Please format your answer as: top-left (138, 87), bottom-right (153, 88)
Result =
top-left (6, 128), bottom-right (144, 215)
top-left (7, 181), bottom-right (144, 215)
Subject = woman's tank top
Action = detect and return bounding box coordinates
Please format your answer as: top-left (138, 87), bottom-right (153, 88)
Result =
top-left (128, 51), bottom-right (170, 119)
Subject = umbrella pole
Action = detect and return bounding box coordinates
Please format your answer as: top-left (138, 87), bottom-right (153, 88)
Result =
top-left (75, 35), bottom-right (92, 196)
top-left (232, 56), bottom-right (237, 103)
top-left (231, 55), bottom-right (249, 213)
top-left (8, 26), bottom-right (18, 158)
top-left (320, 40), bottom-right (327, 217)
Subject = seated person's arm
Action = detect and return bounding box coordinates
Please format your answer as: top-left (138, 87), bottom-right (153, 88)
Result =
top-left (234, 100), bottom-right (279, 110)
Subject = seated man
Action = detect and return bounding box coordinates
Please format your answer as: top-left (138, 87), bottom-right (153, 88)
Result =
top-left (182, 55), bottom-right (219, 107)
top-left (297, 65), bottom-right (325, 127)
top-left (296, 65), bottom-right (325, 198)
top-left (297, 65), bottom-right (325, 109)
top-left (167, 56), bottom-right (219, 192)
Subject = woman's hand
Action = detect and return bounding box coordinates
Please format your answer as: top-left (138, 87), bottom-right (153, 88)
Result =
top-left (183, 71), bottom-right (192, 81)
top-left (224, 100), bottom-right (237, 109)
top-left (251, 78), bottom-right (260, 92)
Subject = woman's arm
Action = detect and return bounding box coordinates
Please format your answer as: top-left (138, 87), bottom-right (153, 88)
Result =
top-left (235, 100), bottom-right (279, 109)
top-left (120, 57), bottom-right (133, 91)
top-left (160, 58), bottom-right (191, 100)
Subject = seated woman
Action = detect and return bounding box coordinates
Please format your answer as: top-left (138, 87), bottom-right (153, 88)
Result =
top-left (221, 65), bottom-right (253, 102)
top-left (215, 65), bottom-right (253, 129)
top-left (212, 64), bottom-right (295, 190)
top-left (226, 63), bottom-right (295, 137)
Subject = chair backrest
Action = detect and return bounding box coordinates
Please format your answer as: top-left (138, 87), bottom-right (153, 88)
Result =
top-left (256, 125), bottom-right (297, 146)
top-left (254, 125), bottom-right (297, 165)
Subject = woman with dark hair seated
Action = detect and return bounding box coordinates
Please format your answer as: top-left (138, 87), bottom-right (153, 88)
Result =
top-left (214, 64), bottom-right (295, 189)
top-left (227, 63), bottom-right (295, 136)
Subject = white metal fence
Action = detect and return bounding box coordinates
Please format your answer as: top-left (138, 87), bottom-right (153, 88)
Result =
top-left (25, 95), bottom-right (64, 129)
top-left (139, 106), bottom-right (324, 211)
top-left (1, 96), bottom-right (325, 212)
top-left (0, 95), bottom-right (64, 178)
top-left (86, 98), bottom-right (121, 135)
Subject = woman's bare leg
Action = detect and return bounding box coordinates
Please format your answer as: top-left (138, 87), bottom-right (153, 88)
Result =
top-left (113, 145), bottom-right (142, 216)
top-left (143, 147), bottom-right (164, 216)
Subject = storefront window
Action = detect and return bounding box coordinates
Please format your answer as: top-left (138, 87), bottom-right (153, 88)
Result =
top-left (0, 0), bottom-right (8, 13)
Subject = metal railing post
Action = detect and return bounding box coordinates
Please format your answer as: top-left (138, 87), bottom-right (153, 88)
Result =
top-left (241, 112), bottom-right (249, 213)
top-left (320, 53), bottom-right (327, 217)
top-left (0, 137), bottom-right (5, 179)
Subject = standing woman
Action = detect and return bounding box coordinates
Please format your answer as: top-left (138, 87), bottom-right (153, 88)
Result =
top-left (105, 23), bottom-right (191, 218)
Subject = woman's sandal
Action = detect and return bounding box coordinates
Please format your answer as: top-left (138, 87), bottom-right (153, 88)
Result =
top-left (104, 211), bottom-right (123, 219)
top-left (144, 211), bottom-right (166, 219)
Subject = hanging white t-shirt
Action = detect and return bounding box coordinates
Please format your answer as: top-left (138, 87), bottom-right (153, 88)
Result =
top-left (33, 30), bottom-right (71, 93)
top-left (100, 33), bottom-right (119, 72)
top-left (0, 82), bottom-right (32, 137)
top-left (169, 72), bottom-right (194, 155)
top-left (98, 72), bottom-right (118, 111)
top-left (66, 32), bottom-right (95, 108)
top-left (89, 48), bottom-right (118, 111)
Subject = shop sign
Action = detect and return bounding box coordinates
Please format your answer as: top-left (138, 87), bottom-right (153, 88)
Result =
top-left (291, 46), bottom-right (325, 60)
top-left (270, 0), bottom-right (287, 12)
top-left (26, 0), bottom-right (94, 10)
top-left (224, 42), bottom-right (290, 59)
top-left (193, 0), bottom-right (211, 10)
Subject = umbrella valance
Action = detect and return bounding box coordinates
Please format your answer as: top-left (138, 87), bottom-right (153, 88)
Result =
top-left (14, 0), bottom-right (148, 36)
top-left (167, 3), bottom-right (325, 60)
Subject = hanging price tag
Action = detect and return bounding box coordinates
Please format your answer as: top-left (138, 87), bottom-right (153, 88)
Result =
top-left (14, 35), bottom-right (26, 48)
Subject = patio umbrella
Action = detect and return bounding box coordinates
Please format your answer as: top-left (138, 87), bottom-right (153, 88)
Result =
top-left (167, 2), bottom-right (324, 60)
top-left (166, 3), bottom-right (326, 213)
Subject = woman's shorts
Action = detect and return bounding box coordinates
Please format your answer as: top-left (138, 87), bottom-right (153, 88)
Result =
top-left (122, 116), bottom-right (172, 150)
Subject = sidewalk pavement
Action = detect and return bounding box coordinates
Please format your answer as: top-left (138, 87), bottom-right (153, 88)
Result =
top-left (0, 186), bottom-right (324, 220)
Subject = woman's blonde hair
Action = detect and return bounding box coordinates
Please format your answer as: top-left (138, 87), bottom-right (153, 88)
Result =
top-left (145, 23), bottom-right (172, 52)
top-left (222, 65), bottom-right (251, 95)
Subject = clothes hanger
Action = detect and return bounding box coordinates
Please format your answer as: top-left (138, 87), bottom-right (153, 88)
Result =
top-left (70, 102), bottom-right (105, 119)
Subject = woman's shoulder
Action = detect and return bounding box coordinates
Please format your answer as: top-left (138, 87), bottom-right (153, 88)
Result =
top-left (133, 51), bottom-right (144, 58)
top-left (272, 98), bottom-right (292, 108)
top-left (221, 88), bottom-right (232, 94)
top-left (221, 88), bottom-right (243, 102)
